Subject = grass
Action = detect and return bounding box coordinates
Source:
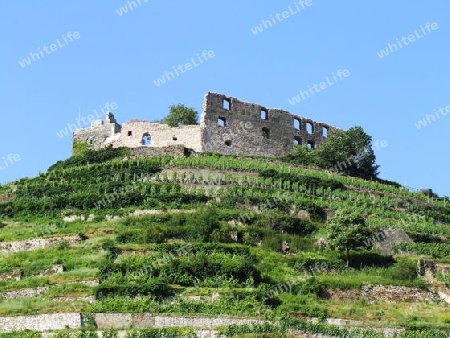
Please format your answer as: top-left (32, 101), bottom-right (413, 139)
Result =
top-left (317, 267), bottom-right (427, 289)
top-left (0, 297), bottom-right (91, 316)
top-left (0, 220), bottom-right (111, 242)
top-left (325, 299), bottom-right (450, 327)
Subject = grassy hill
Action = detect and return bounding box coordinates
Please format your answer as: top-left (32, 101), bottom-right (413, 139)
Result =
top-left (0, 148), bottom-right (449, 337)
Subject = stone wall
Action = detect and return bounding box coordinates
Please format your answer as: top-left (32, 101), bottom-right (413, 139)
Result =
top-left (0, 193), bottom-right (16, 203)
top-left (73, 113), bottom-right (121, 153)
top-left (1, 287), bottom-right (49, 300)
top-left (0, 313), bottom-right (82, 332)
top-left (0, 269), bottom-right (21, 281)
top-left (200, 92), bottom-right (335, 156)
top-left (0, 313), bottom-right (407, 336)
top-left (118, 122), bottom-right (202, 152)
top-left (128, 145), bottom-right (186, 158)
top-left (73, 92), bottom-right (338, 158)
top-left (73, 117), bottom-right (202, 152)
top-left (0, 313), bottom-right (264, 333)
top-left (0, 235), bottom-right (80, 255)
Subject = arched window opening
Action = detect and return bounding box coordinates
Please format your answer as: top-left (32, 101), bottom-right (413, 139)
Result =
top-left (142, 133), bottom-right (151, 146)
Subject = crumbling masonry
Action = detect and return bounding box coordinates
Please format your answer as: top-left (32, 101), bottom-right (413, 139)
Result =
top-left (73, 93), bottom-right (338, 157)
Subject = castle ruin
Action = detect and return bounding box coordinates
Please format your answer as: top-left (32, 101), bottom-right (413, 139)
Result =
top-left (73, 92), bottom-right (337, 157)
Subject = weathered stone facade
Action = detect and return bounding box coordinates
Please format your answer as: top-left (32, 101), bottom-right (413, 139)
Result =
top-left (200, 93), bottom-right (335, 156)
top-left (73, 92), bottom-right (338, 157)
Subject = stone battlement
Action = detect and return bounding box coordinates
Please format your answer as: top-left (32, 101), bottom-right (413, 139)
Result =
top-left (73, 93), bottom-right (338, 157)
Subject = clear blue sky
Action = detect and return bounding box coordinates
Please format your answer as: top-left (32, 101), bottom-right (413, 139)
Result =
top-left (1, 1), bottom-right (449, 196)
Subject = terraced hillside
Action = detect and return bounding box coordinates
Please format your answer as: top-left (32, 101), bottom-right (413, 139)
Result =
top-left (0, 148), bottom-right (449, 337)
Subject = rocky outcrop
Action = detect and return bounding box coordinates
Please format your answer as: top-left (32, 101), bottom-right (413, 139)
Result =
top-left (323, 284), bottom-right (435, 303)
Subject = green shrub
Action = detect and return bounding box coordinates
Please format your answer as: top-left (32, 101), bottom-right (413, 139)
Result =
top-left (298, 277), bottom-right (326, 296)
top-left (94, 279), bottom-right (172, 300)
top-left (186, 207), bottom-right (220, 242)
top-left (49, 147), bottom-right (131, 170)
top-left (347, 250), bottom-right (395, 268)
top-left (406, 231), bottom-right (444, 244)
top-left (389, 258), bottom-right (418, 281)
top-left (256, 210), bottom-right (315, 236)
top-left (102, 239), bottom-right (122, 260)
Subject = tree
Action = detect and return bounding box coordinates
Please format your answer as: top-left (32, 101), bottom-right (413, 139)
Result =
top-left (160, 104), bottom-right (199, 127)
top-left (282, 144), bottom-right (320, 166)
top-left (316, 126), bottom-right (380, 179)
top-left (327, 209), bottom-right (374, 269)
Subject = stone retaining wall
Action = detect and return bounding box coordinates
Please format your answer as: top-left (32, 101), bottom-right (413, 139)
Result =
top-left (0, 313), bottom-right (81, 332)
top-left (1, 287), bottom-right (49, 300)
top-left (0, 235), bottom-right (80, 255)
top-left (128, 144), bottom-right (186, 158)
top-left (0, 313), bottom-right (264, 333)
top-left (0, 312), bottom-right (409, 337)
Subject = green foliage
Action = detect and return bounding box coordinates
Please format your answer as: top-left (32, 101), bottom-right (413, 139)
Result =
top-left (159, 104), bottom-right (199, 127)
top-left (292, 252), bottom-right (346, 272)
top-left (153, 243), bottom-right (251, 256)
top-left (0, 332), bottom-right (42, 338)
top-left (94, 278), bottom-right (172, 300)
top-left (298, 277), bottom-right (326, 296)
top-left (163, 250), bottom-right (262, 286)
top-left (259, 168), bottom-right (344, 190)
top-left (186, 207), bottom-right (220, 242)
top-left (256, 210), bottom-right (315, 236)
top-left (72, 140), bottom-right (90, 157)
top-left (389, 258), bottom-right (418, 281)
top-left (317, 126), bottom-right (379, 179)
top-left (124, 328), bottom-right (196, 338)
top-left (405, 231), bottom-right (444, 244)
top-left (346, 250), bottom-right (395, 268)
top-left (2, 150), bottom-right (450, 331)
top-left (218, 317), bottom-right (388, 337)
top-left (101, 330), bottom-right (119, 338)
top-left (102, 239), bottom-right (122, 261)
top-left (395, 243), bottom-right (450, 259)
top-left (282, 126), bottom-right (380, 180)
top-left (50, 147), bottom-right (130, 170)
top-left (282, 144), bottom-right (320, 166)
top-left (327, 209), bottom-right (375, 268)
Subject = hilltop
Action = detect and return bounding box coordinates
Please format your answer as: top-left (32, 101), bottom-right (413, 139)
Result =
top-left (0, 147), bottom-right (449, 337)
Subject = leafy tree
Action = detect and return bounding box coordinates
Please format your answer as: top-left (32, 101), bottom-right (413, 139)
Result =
top-left (283, 126), bottom-right (380, 180)
top-left (327, 209), bottom-right (374, 269)
top-left (316, 126), bottom-right (379, 179)
top-left (160, 104), bottom-right (199, 127)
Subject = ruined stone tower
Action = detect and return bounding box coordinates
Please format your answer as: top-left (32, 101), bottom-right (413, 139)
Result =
top-left (73, 92), bottom-right (337, 157)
